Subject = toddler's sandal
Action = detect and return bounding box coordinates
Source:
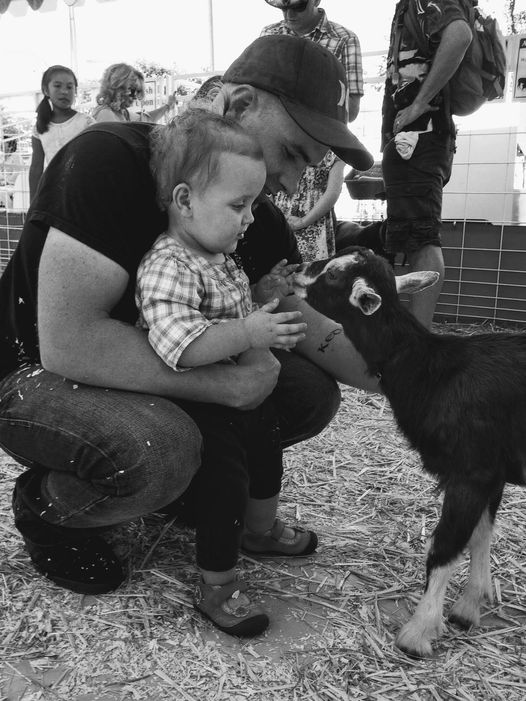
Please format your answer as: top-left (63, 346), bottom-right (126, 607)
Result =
top-left (241, 518), bottom-right (318, 557)
top-left (194, 578), bottom-right (269, 637)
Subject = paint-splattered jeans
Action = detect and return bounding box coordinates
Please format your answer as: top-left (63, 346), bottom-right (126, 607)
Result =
top-left (0, 350), bottom-right (340, 551)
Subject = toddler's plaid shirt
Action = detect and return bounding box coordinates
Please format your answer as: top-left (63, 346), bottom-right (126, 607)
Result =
top-left (136, 233), bottom-right (252, 371)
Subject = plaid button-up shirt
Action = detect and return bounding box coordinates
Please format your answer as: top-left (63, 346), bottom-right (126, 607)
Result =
top-left (261, 9), bottom-right (364, 97)
top-left (136, 233), bottom-right (252, 371)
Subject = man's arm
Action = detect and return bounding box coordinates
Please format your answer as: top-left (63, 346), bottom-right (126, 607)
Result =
top-left (287, 158), bottom-right (346, 231)
top-left (395, 19), bottom-right (473, 133)
top-left (340, 32), bottom-right (363, 122)
top-left (278, 293), bottom-right (381, 393)
top-left (38, 229), bottom-right (280, 408)
top-left (348, 95), bottom-right (361, 123)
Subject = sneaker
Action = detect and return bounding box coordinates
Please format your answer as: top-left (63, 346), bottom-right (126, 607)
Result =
top-left (241, 518), bottom-right (318, 557)
top-left (13, 473), bottom-right (125, 595)
top-left (194, 578), bottom-right (269, 637)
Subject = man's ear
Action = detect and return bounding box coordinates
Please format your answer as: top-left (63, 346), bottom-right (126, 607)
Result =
top-left (172, 183), bottom-right (192, 217)
top-left (222, 84), bottom-right (258, 120)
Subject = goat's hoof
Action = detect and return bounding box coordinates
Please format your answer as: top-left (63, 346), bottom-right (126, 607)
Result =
top-left (448, 612), bottom-right (473, 630)
top-left (448, 599), bottom-right (480, 630)
top-left (395, 625), bottom-right (435, 659)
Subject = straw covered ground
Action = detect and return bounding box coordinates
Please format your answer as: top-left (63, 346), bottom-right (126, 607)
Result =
top-left (1, 323), bottom-right (525, 700)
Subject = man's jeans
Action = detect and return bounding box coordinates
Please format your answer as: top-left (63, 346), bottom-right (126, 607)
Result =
top-left (0, 351), bottom-right (340, 530)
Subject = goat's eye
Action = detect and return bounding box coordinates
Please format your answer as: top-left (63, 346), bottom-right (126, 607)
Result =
top-left (326, 269), bottom-right (338, 281)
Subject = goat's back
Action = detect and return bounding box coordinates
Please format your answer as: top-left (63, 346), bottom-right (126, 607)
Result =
top-left (382, 331), bottom-right (526, 487)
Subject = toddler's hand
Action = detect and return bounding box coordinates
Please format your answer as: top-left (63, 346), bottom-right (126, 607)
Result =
top-left (243, 299), bottom-right (306, 350)
top-left (253, 259), bottom-right (300, 304)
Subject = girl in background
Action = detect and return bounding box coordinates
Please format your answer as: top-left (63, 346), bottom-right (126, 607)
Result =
top-left (92, 63), bottom-right (175, 124)
top-left (29, 65), bottom-right (95, 202)
top-left (274, 151), bottom-right (345, 262)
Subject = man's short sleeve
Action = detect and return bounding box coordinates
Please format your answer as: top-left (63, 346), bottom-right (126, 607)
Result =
top-left (424, 0), bottom-right (467, 46)
top-left (29, 124), bottom-right (165, 277)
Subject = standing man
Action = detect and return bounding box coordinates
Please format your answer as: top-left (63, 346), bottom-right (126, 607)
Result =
top-left (261, 0), bottom-right (363, 260)
top-left (382, 0), bottom-right (472, 328)
top-left (261, 0), bottom-right (363, 121)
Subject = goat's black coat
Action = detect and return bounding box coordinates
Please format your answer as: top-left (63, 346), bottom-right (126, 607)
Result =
top-left (299, 247), bottom-right (526, 575)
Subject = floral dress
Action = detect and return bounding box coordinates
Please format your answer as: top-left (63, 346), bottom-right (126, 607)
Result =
top-left (274, 150), bottom-right (338, 262)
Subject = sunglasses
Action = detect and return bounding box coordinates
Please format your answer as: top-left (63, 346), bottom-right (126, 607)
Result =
top-left (266, 0), bottom-right (310, 11)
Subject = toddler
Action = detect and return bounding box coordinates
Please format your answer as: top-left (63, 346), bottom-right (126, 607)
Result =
top-left (136, 108), bottom-right (318, 636)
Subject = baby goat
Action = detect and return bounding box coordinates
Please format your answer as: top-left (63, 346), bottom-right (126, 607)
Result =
top-left (293, 246), bottom-right (526, 658)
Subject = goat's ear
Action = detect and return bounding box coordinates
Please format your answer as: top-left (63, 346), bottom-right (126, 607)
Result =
top-left (349, 278), bottom-right (382, 315)
top-left (395, 271), bottom-right (440, 295)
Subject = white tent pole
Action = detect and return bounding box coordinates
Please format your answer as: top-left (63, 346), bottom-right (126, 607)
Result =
top-left (68, 3), bottom-right (78, 74)
top-left (208, 0), bottom-right (215, 71)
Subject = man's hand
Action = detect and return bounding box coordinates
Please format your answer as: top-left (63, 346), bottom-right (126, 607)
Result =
top-left (393, 102), bottom-right (438, 134)
top-left (229, 348), bottom-right (281, 409)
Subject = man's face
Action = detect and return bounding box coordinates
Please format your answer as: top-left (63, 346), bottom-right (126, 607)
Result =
top-left (281, 0), bottom-right (320, 35)
top-left (239, 95), bottom-right (328, 197)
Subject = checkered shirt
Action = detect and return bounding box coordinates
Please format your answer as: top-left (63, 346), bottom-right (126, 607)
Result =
top-left (261, 9), bottom-right (364, 96)
top-left (136, 233), bottom-right (252, 371)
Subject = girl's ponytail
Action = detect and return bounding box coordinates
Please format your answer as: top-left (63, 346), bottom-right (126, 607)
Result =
top-left (35, 96), bottom-right (53, 135)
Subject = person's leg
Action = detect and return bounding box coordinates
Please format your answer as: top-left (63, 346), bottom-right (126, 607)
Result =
top-left (0, 365), bottom-right (201, 592)
top-left (241, 396), bottom-right (318, 555)
top-left (272, 349), bottom-right (341, 449)
top-left (407, 244), bottom-right (445, 329)
top-left (383, 132), bottom-right (454, 329)
top-left (176, 400), bottom-right (270, 636)
top-left (163, 352), bottom-right (339, 532)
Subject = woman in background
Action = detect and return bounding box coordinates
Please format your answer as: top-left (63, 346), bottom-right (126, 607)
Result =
top-left (92, 63), bottom-right (175, 124)
top-left (29, 65), bottom-right (95, 202)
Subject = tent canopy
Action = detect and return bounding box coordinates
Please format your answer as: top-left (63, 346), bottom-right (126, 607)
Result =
top-left (0, 0), bottom-right (114, 16)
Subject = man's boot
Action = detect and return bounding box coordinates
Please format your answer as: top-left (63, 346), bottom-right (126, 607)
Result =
top-left (13, 470), bottom-right (125, 594)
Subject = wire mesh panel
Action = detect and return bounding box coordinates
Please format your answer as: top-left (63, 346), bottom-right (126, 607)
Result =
top-left (435, 220), bottom-right (526, 324)
top-left (0, 210), bottom-right (24, 273)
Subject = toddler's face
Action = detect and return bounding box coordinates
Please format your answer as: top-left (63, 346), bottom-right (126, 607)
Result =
top-left (186, 153), bottom-right (266, 258)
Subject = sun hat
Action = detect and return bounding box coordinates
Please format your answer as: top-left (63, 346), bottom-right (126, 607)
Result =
top-left (222, 35), bottom-right (374, 170)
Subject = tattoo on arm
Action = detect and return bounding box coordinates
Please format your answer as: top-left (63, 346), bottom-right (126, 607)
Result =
top-left (317, 327), bottom-right (342, 353)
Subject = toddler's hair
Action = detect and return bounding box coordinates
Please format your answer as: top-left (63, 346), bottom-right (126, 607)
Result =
top-left (96, 63), bottom-right (144, 111)
top-left (150, 108), bottom-right (265, 211)
top-left (36, 65), bottom-right (78, 134)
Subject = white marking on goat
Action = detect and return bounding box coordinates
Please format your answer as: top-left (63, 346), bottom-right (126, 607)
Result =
top-left (349, 277), bottom-right (382, 315)
top-left (449, 509), bottom-right (493, 627)
top-left (327, 252), bottom-right (362, 273)
top-left (396, 560), bottom-right (452, 657)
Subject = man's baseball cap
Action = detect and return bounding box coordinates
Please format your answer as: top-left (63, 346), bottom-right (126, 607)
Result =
top-left (222, 35), bottom-right (374, 171)
top-left (264, 0), bottom-right (310, 8)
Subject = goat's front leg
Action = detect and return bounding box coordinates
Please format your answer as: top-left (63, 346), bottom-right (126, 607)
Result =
top-left (449, 485), bottom-right (503, 628)
top-left (396, 480), bottom-right (489, 658)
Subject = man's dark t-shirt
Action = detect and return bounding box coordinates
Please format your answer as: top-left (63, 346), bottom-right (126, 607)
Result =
top-left (0, 122), bottom-right (300, 381)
